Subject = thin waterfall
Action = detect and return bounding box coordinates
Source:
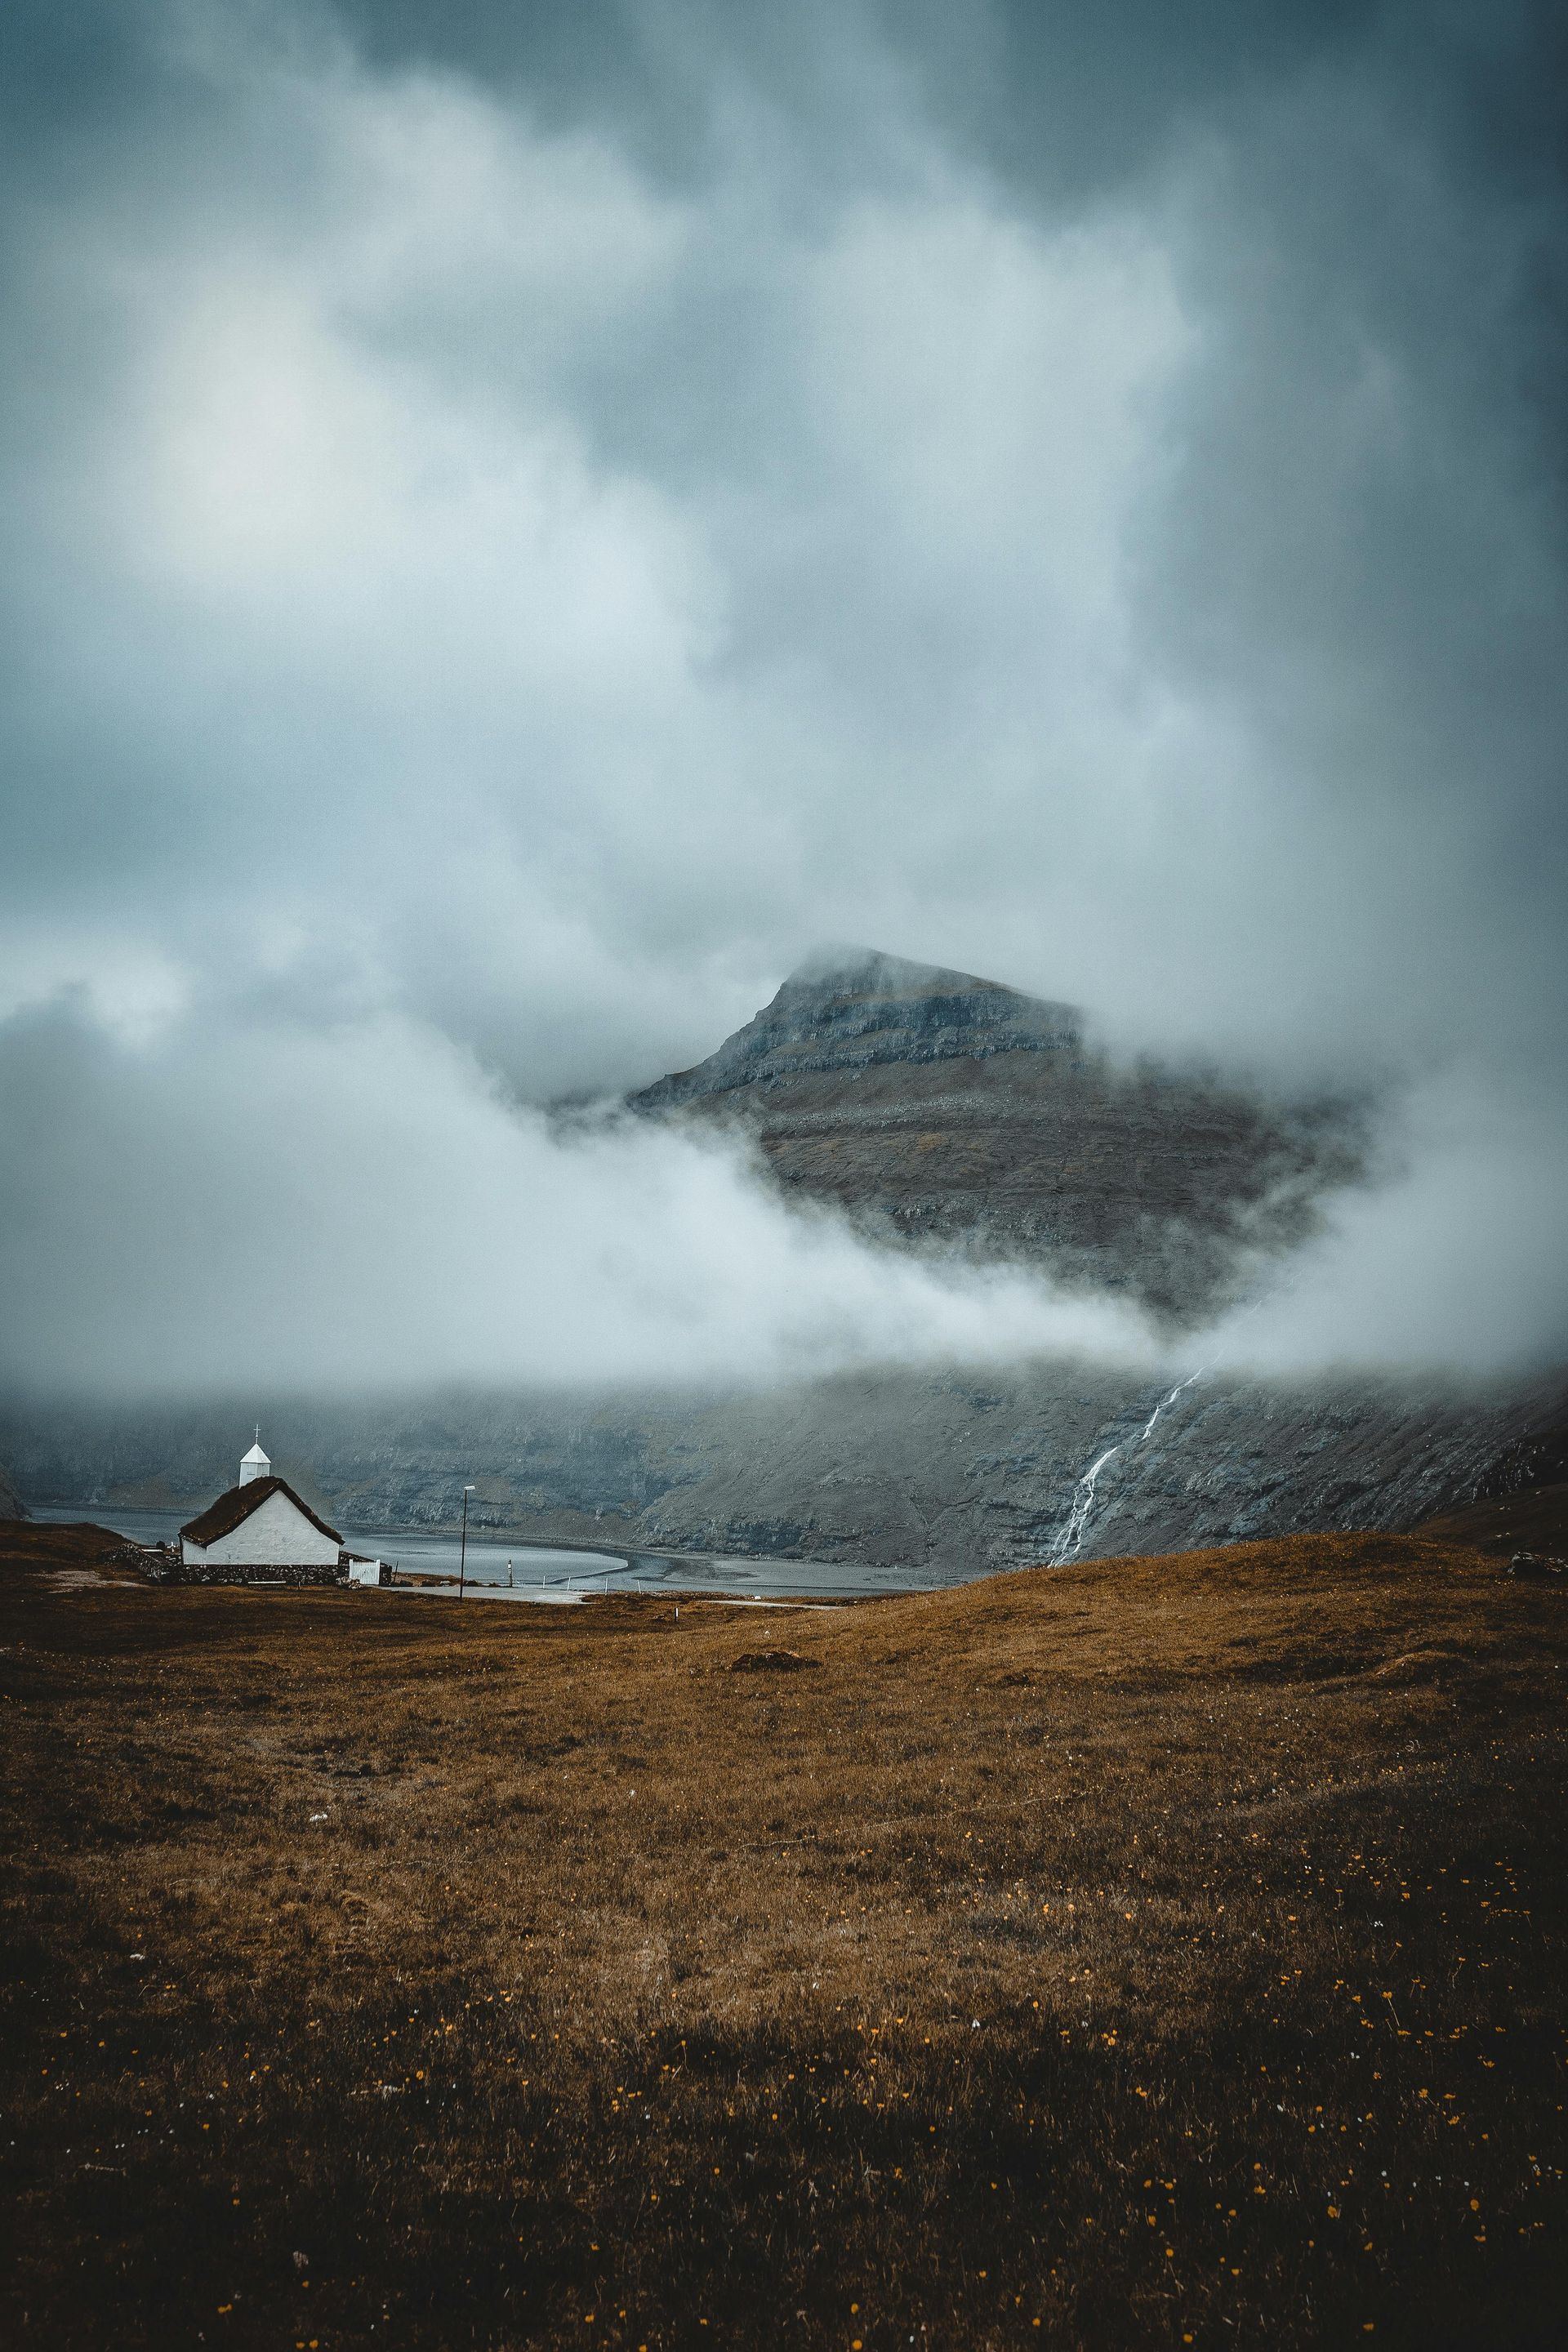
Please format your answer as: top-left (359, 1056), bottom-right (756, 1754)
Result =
top-left (1049, 1366), bottom-right (1210, 1565)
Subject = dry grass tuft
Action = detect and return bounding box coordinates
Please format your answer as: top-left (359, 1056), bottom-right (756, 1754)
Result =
top-left (726, 1649), bottom-right (821, 1674)
top-left (2, 1522), bottom-right (1566, 2349)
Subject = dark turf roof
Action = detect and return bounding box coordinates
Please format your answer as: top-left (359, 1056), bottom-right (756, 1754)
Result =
top-left (179, 1477), bottom-right (342, 1549)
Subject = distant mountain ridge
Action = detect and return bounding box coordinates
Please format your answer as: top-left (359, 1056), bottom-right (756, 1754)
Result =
top-left (6, 1367), bottom-right (1565, 1580)
top-left (632, 950), bottom-right (1084, 1102)
top-left (630, 947), bottom-right (1367, 1327)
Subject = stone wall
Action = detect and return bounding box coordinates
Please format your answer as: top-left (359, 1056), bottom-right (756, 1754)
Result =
top-left (145, 1555), bottom-right (348, 1588)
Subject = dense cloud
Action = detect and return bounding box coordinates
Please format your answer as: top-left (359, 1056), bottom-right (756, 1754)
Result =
top-left (0, 0), bottom-right (1563, 1392)
top-left (0, 995), bottom-right (1165, 1393)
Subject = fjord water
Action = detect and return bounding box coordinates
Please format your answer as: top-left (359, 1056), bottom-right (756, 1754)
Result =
top-left (25, 1503), bottom-right (939, 1602)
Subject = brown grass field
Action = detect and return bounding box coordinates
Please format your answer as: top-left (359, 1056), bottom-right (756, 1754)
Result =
top-left (3, 1517), bottom-right (1567, 2350)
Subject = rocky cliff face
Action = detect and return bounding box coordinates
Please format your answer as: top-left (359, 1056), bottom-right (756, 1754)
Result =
top-left (5, 1366), bottom-right (1564, 1579)
top-left (628, 949), bottom-right (1366, 1326)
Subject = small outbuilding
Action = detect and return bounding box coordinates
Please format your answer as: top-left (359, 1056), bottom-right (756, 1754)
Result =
top-left (178, 1438), bottom-right (346, 1585)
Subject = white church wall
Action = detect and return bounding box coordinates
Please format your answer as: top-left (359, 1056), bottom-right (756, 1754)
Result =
top-left (203, 1488), bottom-right (341, 1567)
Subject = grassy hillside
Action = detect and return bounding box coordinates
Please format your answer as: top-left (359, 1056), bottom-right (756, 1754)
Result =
top-left (2, 1525), bottom-right (1566, 2349)
top-left (1419, 1481), bottom-right (1568, 1560)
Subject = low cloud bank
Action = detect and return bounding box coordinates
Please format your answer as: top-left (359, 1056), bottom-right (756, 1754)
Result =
top-left (2, 999), bottom-right (1562, 1401)
top-left (1205, 1071), bottom-right (1568, 1380)
top-left (0, 1000), bottom-right (1155, 1396)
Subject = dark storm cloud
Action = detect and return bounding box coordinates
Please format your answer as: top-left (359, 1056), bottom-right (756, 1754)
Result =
top-left (0, 0), bottom-right (1563, 1388)
top-left (296, 0), bottom-right (1568, 1073)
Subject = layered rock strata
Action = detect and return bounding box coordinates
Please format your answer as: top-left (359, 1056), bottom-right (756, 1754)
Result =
top-left (628, 949), bottom-right (1366, 1325)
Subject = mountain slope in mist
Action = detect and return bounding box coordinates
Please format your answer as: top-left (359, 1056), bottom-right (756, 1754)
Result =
top-left (9, 1366), bottom-right (1566, 1580)
top-left (629, 949), bottom-right (1367, 1324)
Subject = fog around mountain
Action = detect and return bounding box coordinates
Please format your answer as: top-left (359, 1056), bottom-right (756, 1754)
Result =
top-left (0, 1), bottom-right (1563, 1398)
top-left (1, 967), bottom-right (1561, 1397)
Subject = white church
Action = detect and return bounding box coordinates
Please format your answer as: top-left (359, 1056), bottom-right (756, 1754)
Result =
top-left (178, 1437), bottom-right (354, 1584)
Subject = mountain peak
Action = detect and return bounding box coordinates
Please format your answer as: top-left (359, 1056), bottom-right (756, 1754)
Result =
top-left (628, 947), bottom-right (1366, 1326)
top-left (629, 950), bottom-right (1084, 1115)
top-left (784, 944), bottom-right (1015, 1000)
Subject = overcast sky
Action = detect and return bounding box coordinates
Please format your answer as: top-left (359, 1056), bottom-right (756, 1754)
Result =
top-left (2, 0), bottom-right (1564, 1393)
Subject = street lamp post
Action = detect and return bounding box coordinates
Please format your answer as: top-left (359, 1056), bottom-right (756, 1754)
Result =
top-left (458, 1484), bottom-right (476, 1601)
